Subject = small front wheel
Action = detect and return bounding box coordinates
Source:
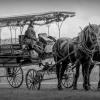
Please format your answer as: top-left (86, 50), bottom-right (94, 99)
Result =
top-left (61, 67), bottom-right (74, 88)
top-left (26, 69), bottom-right (41, 90)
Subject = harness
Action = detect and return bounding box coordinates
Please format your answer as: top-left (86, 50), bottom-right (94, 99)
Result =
top-left (55, 38), bottom-right (76, 63)
top-left (78, 26), bottom-right (97, 61)
top-left (54, 24), bottom-right (99, 65)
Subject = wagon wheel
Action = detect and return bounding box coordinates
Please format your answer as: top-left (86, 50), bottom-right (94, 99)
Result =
top-left (7, 67), bottom-right (24, 88)
top-left (61, 66), bottom-right (74, 88)
top-left (26, 69), bottom-right (41, 90)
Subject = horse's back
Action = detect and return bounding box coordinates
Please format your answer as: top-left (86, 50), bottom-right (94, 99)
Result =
top-left (52, 37), bottom-right (76, 57)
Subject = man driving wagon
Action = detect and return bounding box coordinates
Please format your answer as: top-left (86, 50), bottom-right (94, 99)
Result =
top-left (7, 23), bottom-right (46, 76)
top-left (24, 23), bottom-right (46, 59)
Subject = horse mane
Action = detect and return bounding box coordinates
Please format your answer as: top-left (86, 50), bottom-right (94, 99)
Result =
top-left (78, 24), bottom-right (100, 55)
top-left (83, 24), bottom-right (99, 35)
top-left (79, 24), bottom-right (99, 42)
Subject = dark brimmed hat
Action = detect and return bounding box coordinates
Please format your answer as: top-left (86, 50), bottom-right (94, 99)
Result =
top-left (28, 24), bottom-right (34, 28)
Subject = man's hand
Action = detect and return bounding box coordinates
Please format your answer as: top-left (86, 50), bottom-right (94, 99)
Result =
top-left (36, 38), bottom-right (39, 42)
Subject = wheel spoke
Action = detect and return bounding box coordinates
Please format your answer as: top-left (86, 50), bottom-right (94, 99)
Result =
top-left (63, 79), bottom-right (67, 86)
top-left (15, 68), bottom-right (21, 73)
top-left (14, 79), bottom-right (17, 87)
top-left (16, 72), bottom-right (23, 76)
top-left (15, 75), bottom-right (22, 80)
top-left (62, 69), bottom-right (74, 88)
top-left (13, 78), bottom-right (17, 87)
top-left (27, 78), bottom-right (31, 82)
top-left (30, 71), bottom-right (34, 79)
top-left (11, 79), bottom-right (15, 86)
top-left (26, 69), bottom-right (40, 90)
top-left (66, 78), bottom-right (73, 87)
top-left (27, 82), bottom-right (32, 89)
top-left (27, 77), bottom-right (33, 81)
top-left (29, 83), bottom-right (33, 89)
top-left (68, 78), bottom-right (73, 83)
top-left (15, 76), bottom-right (21, 84)
top-left (7, 67), bottom-right (23, 88)
top-left (28, 73), bottom-right (33, 79)
top-left (8, 77), bottom-right (13, 82)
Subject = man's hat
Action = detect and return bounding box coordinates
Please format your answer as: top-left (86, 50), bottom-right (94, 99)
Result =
top-left (29, 24), bottom-right (34, 28)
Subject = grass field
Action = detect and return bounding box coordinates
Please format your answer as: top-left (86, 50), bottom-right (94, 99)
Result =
top-left (0, 64), bottom-right (99, 85)
top-left (0, 64), bottom-right (100, 100)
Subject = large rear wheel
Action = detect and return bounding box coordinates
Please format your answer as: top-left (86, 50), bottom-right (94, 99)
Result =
top-left (7, 67), bottom-right (24, 88)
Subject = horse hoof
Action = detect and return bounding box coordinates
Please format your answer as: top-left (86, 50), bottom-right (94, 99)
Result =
top-left (58, 87), bottom-right (63, 90)
top-left (58, 86), bottom-right (63, 90)
top-left (98, 87), bottom-right (100, 91)
top-left (85, 89), bottom-right (89, 91)
top-left (84, 87), bottom-right (89, 91)
top-left (73, 85), bottom-right (77, 90)
top-left (73, 87), bottom-right (77, 90)
top-left (88, 86), bottom-right (91, 90)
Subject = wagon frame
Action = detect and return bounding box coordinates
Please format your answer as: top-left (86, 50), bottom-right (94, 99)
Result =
top-left (0, 11), bottom-right (75, 89)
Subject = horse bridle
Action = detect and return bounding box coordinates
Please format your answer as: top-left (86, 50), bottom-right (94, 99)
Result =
top-left (80, 25), bottom-right (98, 55)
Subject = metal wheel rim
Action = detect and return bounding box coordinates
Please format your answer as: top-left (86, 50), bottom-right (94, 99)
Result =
top-left (7, 67), bottom-right (24, 88)
top-left (62, 68), bottom-right (74, 88)
top-left (26, 69), bottom-right (41, 90)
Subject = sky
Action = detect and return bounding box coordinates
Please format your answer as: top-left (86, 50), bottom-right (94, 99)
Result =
top-left (0, 0), bottom-right (100, 39)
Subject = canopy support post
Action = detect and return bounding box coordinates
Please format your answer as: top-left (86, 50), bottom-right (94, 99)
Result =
top-left (8, 26), bottom-right (13, 44)
top-left (55, 17), bottom-right (64, 38)
top-left (46, 24), bottom-right (50, 36)
top-left (0, 27), bottom-right (3, 45)
top-left (12, 26), bottom-right (17, 43)
top-left (20, 25), bottom-right (24, 46)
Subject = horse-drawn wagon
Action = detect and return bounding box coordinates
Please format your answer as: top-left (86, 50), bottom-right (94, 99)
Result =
top-left (0, 11), bottom-right (76, 89)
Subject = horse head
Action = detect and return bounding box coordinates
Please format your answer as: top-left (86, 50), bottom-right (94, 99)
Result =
top-left (95, 24), bottom-right (100, 52)
top-left (80, 23), bottom-right (100, 54)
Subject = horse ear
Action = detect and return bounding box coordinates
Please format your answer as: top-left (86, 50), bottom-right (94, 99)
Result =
top-left (98, 24), bottom-right (100, 27)
top-left (79, 27), bottom-right (83, 32)
top-left (89, 22), bottom-right (92, 28)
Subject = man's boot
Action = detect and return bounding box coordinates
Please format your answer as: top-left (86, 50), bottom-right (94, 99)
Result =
top-left (35, 47), bottom-right (47, 59)
top-left (34, 46), bottom-right (44, 54)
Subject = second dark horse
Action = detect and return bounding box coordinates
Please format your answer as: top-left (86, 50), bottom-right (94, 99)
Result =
top-left (52, 24), bottom-right (100, 91)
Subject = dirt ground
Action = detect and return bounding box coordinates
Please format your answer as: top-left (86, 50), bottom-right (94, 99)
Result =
top-left (0, 84), bottom-right (100, 100)
top-left (0, 60), bottom-right (99, 100)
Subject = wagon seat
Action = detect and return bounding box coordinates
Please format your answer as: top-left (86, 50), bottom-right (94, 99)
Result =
top-left (38, 33), bottom-right (55, 53)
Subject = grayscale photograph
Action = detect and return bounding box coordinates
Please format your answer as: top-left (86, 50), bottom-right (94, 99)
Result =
top-left (0, 0), bottom-right (100, 100)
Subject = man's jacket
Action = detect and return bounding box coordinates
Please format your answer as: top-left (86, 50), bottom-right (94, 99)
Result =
top-left (24, 28), bottom-right (37, 41)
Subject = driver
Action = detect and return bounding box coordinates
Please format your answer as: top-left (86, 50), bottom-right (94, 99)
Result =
top-left (24, 24), bottom-right (45, 58)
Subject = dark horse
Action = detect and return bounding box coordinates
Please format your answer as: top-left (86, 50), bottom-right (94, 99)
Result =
top-left (73, 26), bottom-right (100, 90)
top-left (52, 24), bottom-right (100, 90)
top-left (84, 50), bottom-right (100, 90)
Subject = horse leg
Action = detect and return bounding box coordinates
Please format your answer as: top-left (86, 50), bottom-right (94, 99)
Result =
top-left (73, 60), bottom-right (80, 90)
top-left (56, 63), bottom-right (62, 90)
top-left (60, 61), bottom-right (68, 89)
top-left (82, 64), bottom-right (93, 89)
top-left (83, 62), bottom-right (90, 91)
top-left (98, 65), bottom-right (100, 90)
top-left (56, 57), bottom-right (62, 90)
top-left (88, 64), bottom-right (94, 89)
top-left (82, 64), bottom-right (85, 88)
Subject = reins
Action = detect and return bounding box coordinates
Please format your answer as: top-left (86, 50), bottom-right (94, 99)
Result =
top-left (79, 25), bottom-right (97, 56)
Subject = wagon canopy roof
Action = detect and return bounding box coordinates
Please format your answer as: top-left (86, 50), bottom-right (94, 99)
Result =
top-left (0, 11), bottom-right (75, 27)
